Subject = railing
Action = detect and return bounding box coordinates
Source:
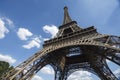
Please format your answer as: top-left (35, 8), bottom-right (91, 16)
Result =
top-left (44, 26), bottom-right (97, 47)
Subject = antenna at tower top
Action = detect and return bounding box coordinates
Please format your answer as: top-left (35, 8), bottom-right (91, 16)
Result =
top-left (63, 6), bottom-right (72, 24)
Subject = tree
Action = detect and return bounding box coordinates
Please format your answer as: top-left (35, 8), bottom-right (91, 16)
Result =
top-left (0, 61), bottom-right (14, 77)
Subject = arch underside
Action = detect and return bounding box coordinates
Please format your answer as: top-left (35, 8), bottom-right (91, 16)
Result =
top-left (1, 36), bottom-right (120, 80)
top-left (21, 43), bottom-right (120, 80)
top-left (33, 35), bottom-right (120, 80)
top-left (49, 46), bottom-right (119, 80)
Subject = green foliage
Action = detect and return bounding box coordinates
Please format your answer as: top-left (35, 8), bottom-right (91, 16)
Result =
top-left (0, 61), bottom-right (14, 77)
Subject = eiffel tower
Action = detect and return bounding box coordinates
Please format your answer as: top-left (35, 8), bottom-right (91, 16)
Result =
top-left (1, 6), bottom-right (120, 80)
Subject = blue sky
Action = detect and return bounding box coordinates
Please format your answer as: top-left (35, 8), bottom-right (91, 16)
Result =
top-left (0, 0), bottom-right (120, 80)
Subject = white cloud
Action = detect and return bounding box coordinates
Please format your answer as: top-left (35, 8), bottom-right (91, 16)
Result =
top-left (106, 59), bottom-right (110, 63)
top-left (68, 71), bottom-right (94, 80)
top-left (114, 68), bottom-right (120, 78)
top-left (43, 38), bottom-right (50, 41)
top-left (0, 18), bottom-right (9, 39)
top-left (40, 66), bottom-right (54, 75)
top-left (2, 17), bottom-right (14, 28)
top-left (17, 28), bottom-right (33, 40)
top-left (0, 54), bottom-right (16, 64)
top-left (43, 25), bottom-right (58, 38)
top-left (5, 18), bottom-right (13, 26)
top-left (22, 37), bottom-right (41, 49)
top-left (17, 28), bottom-right (42, 49)
top-left (32, 75), bottom-right (43, 80)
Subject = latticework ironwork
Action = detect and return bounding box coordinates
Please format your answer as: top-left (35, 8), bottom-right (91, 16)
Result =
top-left (1, 6), bottom-right (120, 80)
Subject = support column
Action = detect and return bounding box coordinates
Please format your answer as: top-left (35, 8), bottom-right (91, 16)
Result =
top-left (90, 54), bottom-right (118, 80)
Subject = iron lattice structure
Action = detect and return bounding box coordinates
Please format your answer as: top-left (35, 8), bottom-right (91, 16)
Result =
top-left (1, 7), bottom-right (120, 80)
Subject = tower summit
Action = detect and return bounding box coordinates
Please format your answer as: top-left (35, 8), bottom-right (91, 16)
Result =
top-left (57, 6), bottom-right (82, 37)
top-left (63, 6), bottom-right (72, 24)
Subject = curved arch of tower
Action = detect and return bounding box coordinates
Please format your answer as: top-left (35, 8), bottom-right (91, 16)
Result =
top-left (1, 7), bottom-right (120, 80)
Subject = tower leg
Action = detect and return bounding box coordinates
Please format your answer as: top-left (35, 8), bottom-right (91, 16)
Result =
top-left (90, 54), bottom-right (118, 80)
top-left (106, 52), bottom-right (120, 66)
top-left (54, 67), bottom-right (64, 80)
top-left (54, 68), bottom-right (68, 80)
top-left (53, 56), bottom-right (67, 80)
